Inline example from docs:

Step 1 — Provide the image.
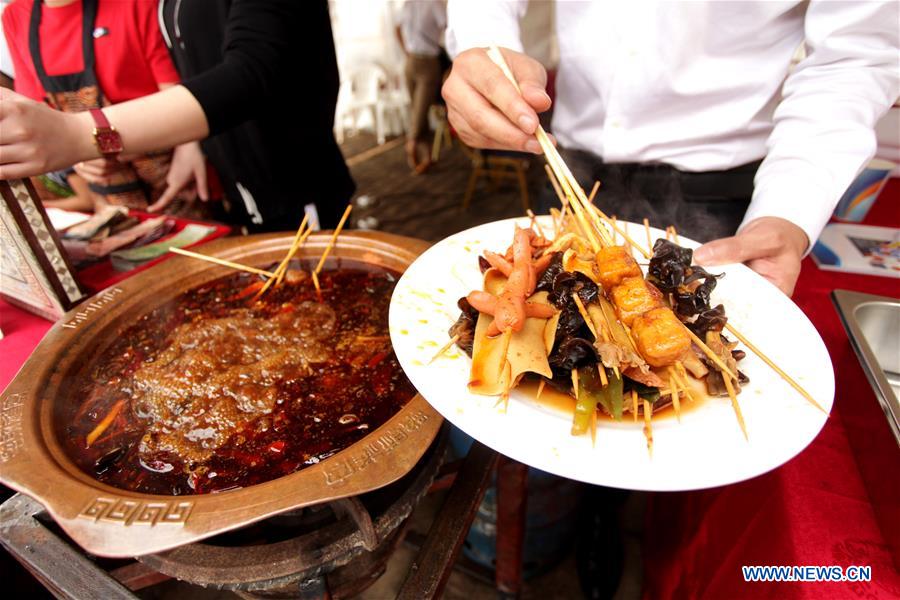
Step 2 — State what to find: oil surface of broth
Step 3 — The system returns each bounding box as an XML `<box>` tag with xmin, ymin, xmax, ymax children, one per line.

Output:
<box><xmin>60</xmin><ymin>259</ymin><xmax>416</xmax><ymax>495</ymax></box>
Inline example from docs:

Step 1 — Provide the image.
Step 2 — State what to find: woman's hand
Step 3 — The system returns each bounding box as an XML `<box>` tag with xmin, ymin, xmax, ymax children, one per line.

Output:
<box><xmin>442</xmin><ymin>47</ymin><xmax>552</xmax><ymax>153</ymax></box>
<box><xmin>72</xmin><ymin>158</ymin><xmax>122</xmax><ymax>186</ymax></box>
<box><xmin>693</xmin><ymin>217</ymin><xmax>809</xmax><ymax>296</ymax></box>
<box><xmin>0</xmin><ymin>88</ymin><xmax>98</xmax><ymax>178</ymax></box>
<box><xmin>148</xmin><ymin>141</ymin><xmax>209</xmax><ymax>212</ymax></box>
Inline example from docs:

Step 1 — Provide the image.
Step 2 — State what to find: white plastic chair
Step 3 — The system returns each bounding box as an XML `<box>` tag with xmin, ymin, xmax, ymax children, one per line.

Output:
<box><xmin>334</xmin><ymin>63</ymin><xmax>409</xmax><ymax>144</ymax></box>
<box><xmin>380</xmin><ymin>69</ymin><xmax>410</xmax><ymax>140</ymax></box>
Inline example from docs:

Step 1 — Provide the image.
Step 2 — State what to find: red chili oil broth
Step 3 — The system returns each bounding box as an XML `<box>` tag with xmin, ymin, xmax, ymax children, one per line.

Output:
<box><xmin>57</xmin><ymin>259</ymin><xmax>416</xmax><ymax>495</ymax></box>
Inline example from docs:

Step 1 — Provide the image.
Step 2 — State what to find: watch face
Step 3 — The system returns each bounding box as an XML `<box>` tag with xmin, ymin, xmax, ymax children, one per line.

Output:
<box><xmin>95</xmin><ymin>129</ymin><xmax>124</xmax><ymax>155</ymax></box>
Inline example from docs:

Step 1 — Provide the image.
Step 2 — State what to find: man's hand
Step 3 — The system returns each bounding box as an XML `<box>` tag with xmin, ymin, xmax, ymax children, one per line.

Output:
<box><xmin>148</xmin><ymin>141</ymin><xmax>208</xmax><ymax>212</ymax></box>
<box><xmin>442</xmin><ymin>47</ymin><xmax>552</xmax><ymax>153</ymax></box>
<box><xmin>693</xmin><ymin>217</ymin><xmax>809</xmax><ymax>296</ymax></box>
<box><xmin>0</xmin><ymin>88</ymin><xmax>97</xmax><ymax>178</ymax></box>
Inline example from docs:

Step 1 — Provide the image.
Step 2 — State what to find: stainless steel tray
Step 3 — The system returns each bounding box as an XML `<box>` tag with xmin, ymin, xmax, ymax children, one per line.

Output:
<box><xmin>832</xmin><ymin>289</ymin><xmax>900</xmax><ymax>444</ymax></box>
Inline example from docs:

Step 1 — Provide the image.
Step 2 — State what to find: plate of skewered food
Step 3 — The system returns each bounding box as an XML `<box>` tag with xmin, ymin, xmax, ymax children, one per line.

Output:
<box><xmin>390</xmin><ymin>44</ymin><xmax>832</xmax><ymax>490</ymax></box>
<box><xmin>389</xmin><ymin>210</ymin><xmax>833</xmax><ymax>490</ymax></box>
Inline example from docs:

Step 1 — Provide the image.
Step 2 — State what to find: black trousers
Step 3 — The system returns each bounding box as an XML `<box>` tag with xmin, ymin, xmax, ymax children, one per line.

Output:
<box><xmin>537</xmin><ymin>148</ymin><xmax>761</xmax><ymax>243</ymax></box>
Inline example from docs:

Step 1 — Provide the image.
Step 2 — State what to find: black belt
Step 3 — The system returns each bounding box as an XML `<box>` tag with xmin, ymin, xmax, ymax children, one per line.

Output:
<box><xmin>607</xmin><ymin>160</ymin><xmax>761</xmax><ymax>200</ymax></box>
<box><xmin>676</xmin><ymin>161</ymin><xmax>761</xmax><ymax>199</ymax></box>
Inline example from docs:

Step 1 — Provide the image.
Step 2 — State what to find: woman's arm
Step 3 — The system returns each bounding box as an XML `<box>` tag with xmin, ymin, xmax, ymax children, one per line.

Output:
<box><xmin>0</xmin><ymin>85</ymin><xmax>208</xmax><ymax>178</ymax></box>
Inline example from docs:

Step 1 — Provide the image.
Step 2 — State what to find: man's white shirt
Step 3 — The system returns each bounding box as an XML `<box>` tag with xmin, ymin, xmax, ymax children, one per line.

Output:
<box><xmin>446</xmin><ymin>0</ymin><xmax>899</xmax><ymax>244</ymax></box>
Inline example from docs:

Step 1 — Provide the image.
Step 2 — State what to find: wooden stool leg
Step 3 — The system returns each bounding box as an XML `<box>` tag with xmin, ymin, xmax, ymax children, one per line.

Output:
<box><xmin>516</xmin><ymin>164</ymin><xmax>530</xmax><ymax>212</ymax></box>
<box><xmin>495</xmin><ymin>456</ymin><xmax>528</xmax><ymax>598</ymax></box>
<box><xmin>462</xmin><ymin>167</ymin><xmax>481</xmax><ymax>210</ymax></box>
<box><xmin>431</xmin><ymin>123</ymin><xmax>444</xmax><ymax>163</ymax></box>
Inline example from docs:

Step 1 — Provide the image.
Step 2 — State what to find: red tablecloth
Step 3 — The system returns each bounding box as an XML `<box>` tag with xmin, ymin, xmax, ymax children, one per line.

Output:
<box><xmin>0</xmin><ymin>300</ymin><xmax>52</xmax><ymax>392</ymax></box>
<box><xmin>643</xmin><ymin>181</ymin><xmax>900</xmax><ymax>599</ymax></box>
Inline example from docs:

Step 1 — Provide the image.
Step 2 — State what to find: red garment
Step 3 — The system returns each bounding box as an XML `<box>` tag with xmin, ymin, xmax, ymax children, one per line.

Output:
<box><xmin>2</xmin><ymin>0</ymin><xmax>179</xmax><ymax>104</ymax></box>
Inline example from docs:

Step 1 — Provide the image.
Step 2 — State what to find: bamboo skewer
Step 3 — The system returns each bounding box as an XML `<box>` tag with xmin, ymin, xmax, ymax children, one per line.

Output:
<box><xmin>631</xmin><ymin>389</ymin><xmax>639</xmax><ymax>423</ymax></box>
<box><xmin>572</xmin><ymin>293</ymin><xmax>598</xmax><ymax>339</ymax></box>
<box><xmin>429</xmin><ymin>334</ymin><xmax>461</xmax><ymax>364</ymax></box>
<box><xmin>536</xmin><ymin>378</ymin><xmax>546</xmax><ymax>401</ymax></box>
<box><xmin>549</xmin><ymin>158</ymin><xmax>601</xmax><ymax>250</ymax></box>
<box><xmin>544</xmin><ymin>164</ymin><xmax>570</xmax><ymax>224</ymax></box>
<box><xmin>597</xmin><ymin>363</ymin><xmax>609</xmax><ymax>387</ymax></box>
<box><xmin>587</xmin><ymin>181</ymin><xmax>601</xmax><ymax>204</ymax></box>
<box><xmin>312</xmin><ymin>270</ymin><xmax>322</xmax><ymax>302</ymax></box>
<box><xmin>310</xmin><ymin>204</ymin><xmax>353</xmax><ymax>300</ymax></box>
<box><xmin>274</xmin><ymin>230</ymin><xmax>312</xmax><ymax>286</ymax></box>
<box><xmin>501</xmin><ymin>371</ymin><xmax>512</xmax><ymax>413</ymax></box>
<box><xmin>591</xmin><ymin>312</ymin><xmax>622</xmax><ymax>379</ymax></box>
<box><xmin>643</xmin><ymin>399</ymin><xmax>654</xmax><ymax>457</ymax></box>
<box><xmin>722</xmin><ymin>370</ymin><xmax>748</xmax><ymax>440</ymax></box>
<box><xmin>683</xmin><ymin>327</ymin><xmax>739</xmax><ymax>382</ymax></box>
<box><xmin>541</xmin><ymin>138</ymin><xmax>613</xmax><ymax>247</ymax></box>
<box><xmin>571</xmin><ymin>368</ymin><xmax>580</xmax><ymax>412</ymax></box>
<box><xmin>590</xmin><ymin>204</ymin><xmax>650</xmax><ymax>259</ymax></box>
<box><xmin>314</xmin><ymin>204</ymin><xmax>353</xmax><ymax>275</ymax></box>
<box><xmin>256</xmin><ymin>219</ymin><xmax>313</xmax><ymax>299</ymax></box>
<box><xmin>724</xmin><ymin>323</ymin><xmax>826</xmax><ymax>414</ymax></box>
<box><xmin>673</xmin><ymin>362</ymin><xmax>699</xmax><ymax>404</ymax></box>
<box><xmin>486</xmin><ymin>47</ymin><xmax>613</xmax><ymax>249</ymax></box>
<box><xmin>526</xmin><ymin>209</ymin><xmax>551</xmax><ymax>240</ymax></box>
<box><xmin>168</xmin><ymin>247</ymin><xmax>276</xmax><ymax>279</ymax></box>
<box><xmin>667</xmin><ymin>368</ymin><xmax>682</xmax><ymax>422</ymax></box>
<box><xmin>643</xmin><ymin>218</ymin><xmax>653</xmax><ymax>254</ymax></box>
<box><xmin>669</xmin><ymin>225</ymin><xmax>680</xmax><ymax>244</ymax></box>
<box><xmin>275</xmin><ymin>214</ymin><xmax>311</xmax><ymax>285</ymax></box>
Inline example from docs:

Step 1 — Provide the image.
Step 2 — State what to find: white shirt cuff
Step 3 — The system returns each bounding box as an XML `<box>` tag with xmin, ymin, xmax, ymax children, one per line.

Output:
<box><xmin>445</xmin><ymin>0</ymin><xmax>525</xmax><ymax>58</ymax></box>
<box><xmin>739</xmin><ymin>158</ymin><xmax>854</xmax><ymax>255</ymax></box>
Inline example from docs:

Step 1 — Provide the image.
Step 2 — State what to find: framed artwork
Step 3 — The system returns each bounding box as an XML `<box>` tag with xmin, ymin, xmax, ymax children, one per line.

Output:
<box><xmin>0</xmin><ymin>178</ymin><xmax>85</xmax><ymax>321</ymax></box>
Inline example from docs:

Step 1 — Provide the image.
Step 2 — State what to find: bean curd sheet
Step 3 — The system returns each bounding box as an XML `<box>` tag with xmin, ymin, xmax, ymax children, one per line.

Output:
<box><xmin>59</xmin><ymin>260</ymin><xmax>415</xmax><ymax>495</ymax></box>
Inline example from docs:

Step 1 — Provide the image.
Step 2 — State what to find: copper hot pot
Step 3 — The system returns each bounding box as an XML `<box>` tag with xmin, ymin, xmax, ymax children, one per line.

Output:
<box><xmin>0</xmin><ymin>231</ymin><xmax>441</xmax><ymax>557</ymax></box>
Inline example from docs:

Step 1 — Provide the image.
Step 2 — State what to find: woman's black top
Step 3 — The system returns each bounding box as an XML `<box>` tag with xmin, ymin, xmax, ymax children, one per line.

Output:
<box><xmin>161</xmin><ymin>0</ymin><xmax>354</xmax><ymax>231</ymax></box>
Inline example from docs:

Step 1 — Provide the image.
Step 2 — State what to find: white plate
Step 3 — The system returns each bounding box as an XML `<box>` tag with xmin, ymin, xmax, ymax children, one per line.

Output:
<box><xmin>389</xmin><ymin>217</ymin><xmax>834</xmax><ymax>491</ymax></box>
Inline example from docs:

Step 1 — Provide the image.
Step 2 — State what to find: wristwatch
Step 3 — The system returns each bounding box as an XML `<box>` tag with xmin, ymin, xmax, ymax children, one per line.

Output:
<box><xmin>89</xmin><ymin>108</ymin><xmax>124</xmax><ymax>159</ymax></box>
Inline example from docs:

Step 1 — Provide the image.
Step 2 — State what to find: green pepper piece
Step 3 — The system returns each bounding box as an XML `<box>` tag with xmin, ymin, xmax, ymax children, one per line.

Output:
<box><xmin>597</xmin><ymin>370</ymin><xmax>624</xmax><ymax>420</ymax></box>
<box><xmin>571</xmin><ymin>367</ymin><xmax>601</xmax><ymax>435</ymax></box>
<box><xmin>571</xmin><ymin>367</ymin><xmax>626</xmax><ymax>432</ymax></box>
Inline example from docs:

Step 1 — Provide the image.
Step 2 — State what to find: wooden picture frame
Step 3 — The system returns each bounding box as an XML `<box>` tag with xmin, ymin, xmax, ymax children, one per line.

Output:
<box><xmin>0</xmin><ymin>178</ymin><xmax>85</xmax><ymax>321</ymax></box>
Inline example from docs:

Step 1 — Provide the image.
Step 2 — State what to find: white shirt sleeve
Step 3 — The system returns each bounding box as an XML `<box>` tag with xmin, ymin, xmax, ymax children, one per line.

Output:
<box><xmin>740</xmin><ymin>0</ymin><xmax>900</xmax><ymax>247</ymax></box>
<box><xmin>445</xmin><ymin>0</ymin><xmax>527</xmax><ymax>57</ymax></box>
